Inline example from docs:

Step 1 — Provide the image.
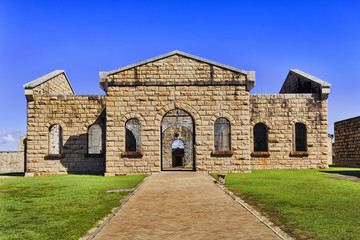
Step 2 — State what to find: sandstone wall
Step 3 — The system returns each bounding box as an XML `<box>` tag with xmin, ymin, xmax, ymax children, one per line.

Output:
<box><xmin>334</xmin><ymin>116</ymin><xmax>360</xmax><ymax>167</ymax></box>
<box><xmin>0</xmin><ymin>151</ymin><xmax>24</xmax><ymax>172</ymax></box>
<box><xmin>250</xmin><ymin>94</ymin><xmax>329</xmax><ymax>169</ymax></box>
<box><xmin>105</xmin><ymin>84</ymin><xmax>250</xmax><ymax>175</ymax></box>
<box><xmin>26</xmin><ymin>95</ymin><xmax>106</xmax><ymax>175</ymax></box>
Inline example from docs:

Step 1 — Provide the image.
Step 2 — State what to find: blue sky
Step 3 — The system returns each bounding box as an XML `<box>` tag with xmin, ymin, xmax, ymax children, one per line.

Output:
<box><xmin>0</xmin><ymin>0</ymin><xmax>359</xmax><ymax>150</ymax></box>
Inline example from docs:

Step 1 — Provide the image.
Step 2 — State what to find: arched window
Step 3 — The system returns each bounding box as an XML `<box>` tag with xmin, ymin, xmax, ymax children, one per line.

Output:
<box><xmin>126</xmin><ymin>118</ymin><xmax>141</xmax><ymax>152</ymax></box>
<box><xmin>172</xmin><ymin>139</ymin><xmax>184</xmax><ymax>149</ymax></box>
<box><xmin>254</xmin><ymin>123</ymin><xmax>268</xmax><ymax>152</ymax></box>
<box><xmin>49</xmin><ymin>124</ymin><xmax>62</xmax><ymax>154</ymax></box>
<box><xmin>214</xmin><ymin>118</ymin><xmax>231</xmax><ymax>151</ymax></box>
<box><xmin>295</xmin><ymin>123</ymin><xmax>307</xmax><ymax>152</ymax></box>
<box><xmin>88</xmin><ymin>124</ymin><xmax>103</xmax><ymax>154</ymax></box>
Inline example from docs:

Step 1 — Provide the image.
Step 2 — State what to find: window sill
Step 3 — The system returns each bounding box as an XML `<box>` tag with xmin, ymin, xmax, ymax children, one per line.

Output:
<box><xmin>211</xmin><ymin>150</ymin><xmax>234</xmax><ymax>157</ymax></box>
<box><xmin>45</xmin><ymin>154</ymin><xmax>63</xmax><ymax>159</ymax></box>
<box><xmin>121</xmin><ymin>151</ymin><xmax>143</xmax><ymax>158</ymax></box>
<box><xmin>290</xmin><ymin>151</ymin><xmax>309</xmax><ymax>157</ymax></box>
<box><xmin>85</xmin><ymin>153</ymin><xmax>104</xmax><ymax>158</ymax></box>
<box><xmin>251</xmin><ymin>152</ymin><xmax>270</xmax><ymax>157</ymax></box>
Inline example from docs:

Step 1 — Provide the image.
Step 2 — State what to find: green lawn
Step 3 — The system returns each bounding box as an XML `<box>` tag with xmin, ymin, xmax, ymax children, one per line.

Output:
<box><xmin>225</xmin><ymin>167</ymin><xmax>360</xmax><ymax>240</ymax></box>
<box><xmin>0</xmin><ymin>174</ymin><xmax>146</xmax><ymax>240</ymax></box>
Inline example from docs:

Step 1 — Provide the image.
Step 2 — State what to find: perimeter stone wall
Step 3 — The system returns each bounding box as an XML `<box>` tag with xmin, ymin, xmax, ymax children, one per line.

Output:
<box><xmin>26</xmin><ymin>95</ymin><xmax>106</xmax><ymax>175</ymax></box>
<box><xmin>0</xmin><ymin>136</ymin><xmax>26</xmax><ymax>172</ymax></box>
<box><xmin>250</xmin><ymin>94</ymin><xmax>329</xmax><ymax>169</ymax></box>
<box><xmin>334</xmin><ymin>116</ymin><xmax>360</xmax><ymax>167</ymax></box>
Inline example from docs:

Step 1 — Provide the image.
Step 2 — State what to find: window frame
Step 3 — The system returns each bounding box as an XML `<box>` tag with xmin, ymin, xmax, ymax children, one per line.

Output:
<box><xmin>46</xmin><ymin>124</ymin><xmax>63</xmax><ymax>158</ymax></box>
<box><xmin>291</xmin><ymin>122</ymin><xmax>309</xmax><ymax>157</ymax></box>
<box><xmin>123</xmin><ymin>118</ymin><xmax>143</xmax><ymax>158</ymax></box>
<box><xmin>212</xmin><ymin>117</ymin><xmax>233</xmax><ymax>157</ymax></box>
<box><xmin>253</xmin><ymin>123</ymin><xmax>269</xmax><ymax>154</ymax></box>
<box><xmin>87</xmin><ymin>124</ymin><xmax>104</xmax><ymax>156</ymax></box>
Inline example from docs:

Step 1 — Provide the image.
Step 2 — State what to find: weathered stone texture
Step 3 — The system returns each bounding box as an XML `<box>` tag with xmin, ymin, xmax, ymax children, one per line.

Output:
<box><xmin>250</xmin><ymin>94</ymin><xmax>329</xmax><ymax>169</ymax></box>
<box><xmin>0</xmin><ymin>136</ymin><xmax>25</xmax><ymax>172</ymax></box>
<box><xmin>32</xmin><ymin>73</ymin><xmax>74</xmax><ymax>96</ymax></box>
<box><xmin>26</xmin><ymin>95</ymin><xmax>106</xmax><ymax>175</ymax></box>
<box><xmin>334</xmin><ymin>116</ymin><xmax>360</xmax><ymax>167</ymax></box>
<box><xmin>105</xmin><ymin>84</ymin><xmax>251</xmax><ymax>175</ymax></box>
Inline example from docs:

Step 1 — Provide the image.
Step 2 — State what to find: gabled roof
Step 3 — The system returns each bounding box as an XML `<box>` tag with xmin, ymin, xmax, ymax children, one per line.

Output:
<box><xmin>289</xmin><ymin>69</ymin><xmax>331</xmax><ymax>88</ymax></box>
<box><xmin>280</xmin><ymin>69</ymin><xmax>331</xmax><ymax>100</ymax></box>
<box><xmin>100</xmin><ymin>50</ymin><xmax>251</xmax><ymax>77</ymax></box>
<box><xmin>23</xmin><ymin>70</ymin><xmax>75</xmax><ymax>94</ymax></box>
<box><xmin>99</xmin><ymin>50</ymin><xmax>255</xmax><ymax>91</ymax></box>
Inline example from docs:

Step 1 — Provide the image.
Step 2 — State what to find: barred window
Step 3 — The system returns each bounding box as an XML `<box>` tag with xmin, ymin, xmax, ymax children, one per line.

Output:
<box><xmin>295</xmin><ymin>123</ymin><xmax>307</xmax><ymax>151</ymax></box>
<box><xmin>254</xmin><ymin>123</ymin><xmax>268</xmax><ymax>152</ymax></box>
<box><xmin>88</xmin><ymin>124</ymin><xmax>103</xmax><ymax>154</ymax></box>
<box><xmin>126</xmin><ymin>119</ymin><xmax>141</xmax><ymax>152</ymax></box>
<box><xmin>214</xmin><ymin>118</ymin><xmax>231</xmax><ymax>151</ymax></box>
<box><xmin>49</xmin><ymin>124</ymin><xmax>62</xmax><ymax>154</ymax></box>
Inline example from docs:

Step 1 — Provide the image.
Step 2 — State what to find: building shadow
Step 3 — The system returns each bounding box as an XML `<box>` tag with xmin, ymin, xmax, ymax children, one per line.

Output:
<box><xmin>0</xmin><ymin>172</ymin><xmax>25</xmax><ymax>176</ymax></box>
<box><xmin>59</xmin><ymin>110</ymin><xmax>106</xmax><ymax>175</ymax></box>
<box><xmin>320</xmin><ymin>170</ymin><xmax>360</xmax><ymax>178</ymax></box>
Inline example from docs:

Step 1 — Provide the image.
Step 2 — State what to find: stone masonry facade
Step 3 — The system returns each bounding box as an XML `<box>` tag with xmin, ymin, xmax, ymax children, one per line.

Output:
<box><xmin>334</xmin><ymin>116</ymin><xmax>360</xmax><ymax>167</ymax></box>
<box><xmin>23</xmin><ymin>51</ymin><xmax>331</xmax><ymax>175</ymax></box>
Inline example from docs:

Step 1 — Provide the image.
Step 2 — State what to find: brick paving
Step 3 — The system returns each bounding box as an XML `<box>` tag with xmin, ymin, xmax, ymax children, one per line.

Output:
<box><xmin>93</xmin><ymin>172</ymin><xmax>280</xmax><ymax>240</ymax></box>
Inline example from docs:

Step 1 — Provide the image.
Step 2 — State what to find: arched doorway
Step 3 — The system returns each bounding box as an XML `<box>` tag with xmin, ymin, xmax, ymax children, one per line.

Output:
<box><xmin>161</xmin><ymin>109</ymin><xmax>195</xmax><ymax>171</ymax></box>
<box><xmin>172</xmin><ymin>139</ymin><xmax>184</xmax><ymax>167</ymax></box>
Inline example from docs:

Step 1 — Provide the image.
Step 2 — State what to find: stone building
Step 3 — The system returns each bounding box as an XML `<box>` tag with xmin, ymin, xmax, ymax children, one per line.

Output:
<box><xmin>23</xmin><ymin>51</ymin><xmax>331</xmax><ymax>176</ymax></box>
<box><xmin>334</xmin><ymin>116</ymin><xmax>360</xmax><ymax>167</ymax></box>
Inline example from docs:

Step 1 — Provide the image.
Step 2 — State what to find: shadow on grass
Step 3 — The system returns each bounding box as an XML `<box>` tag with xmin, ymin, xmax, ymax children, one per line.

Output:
<box><xmin>320</xmin><ymin>170</ymin><xmax>360</xmax><ymax>178</ymax></box>
<box><xmin>0</xmin><ymin>172</ymin><xmax>25</xmax><ymax>176</ymax></box>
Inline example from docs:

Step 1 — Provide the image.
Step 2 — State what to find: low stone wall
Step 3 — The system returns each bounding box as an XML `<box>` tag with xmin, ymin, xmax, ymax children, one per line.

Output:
<box><xmin>0</xmin><ymin>151</ymin><xmax>24</xmax><ymax>172</ymax></box>
<box><xmin>0</xmin><ymin>136</ymin><xmax>26</xmax><ymax>172</ymax></box>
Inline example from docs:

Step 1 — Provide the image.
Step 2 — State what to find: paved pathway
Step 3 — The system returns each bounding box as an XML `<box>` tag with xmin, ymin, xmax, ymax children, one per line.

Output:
<box><xmin>94</xmin><ymin>172</ymin><xmax>280</xmax><ymax>240</ymax></box>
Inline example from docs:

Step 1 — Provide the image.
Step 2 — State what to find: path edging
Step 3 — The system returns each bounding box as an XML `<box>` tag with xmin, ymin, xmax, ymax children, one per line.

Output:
<box><xmin>208</xmin><ymin>174</ymin><xmax>293</xmax><ymax>240</ymax></box>
<box><xmin>80</xmin><ymin>174</ymin><xmax>153</xmax><ymax>240</ymax></box>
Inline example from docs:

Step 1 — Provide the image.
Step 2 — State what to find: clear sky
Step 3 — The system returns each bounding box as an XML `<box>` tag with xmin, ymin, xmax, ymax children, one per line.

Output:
<box><xmin>0</xmin><ymin>0</ymin><xmax>359</xmax><ymax>150</ymax></box>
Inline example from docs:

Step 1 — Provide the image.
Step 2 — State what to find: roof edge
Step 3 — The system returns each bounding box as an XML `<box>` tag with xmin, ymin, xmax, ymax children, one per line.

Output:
<box><xmin>102</xmin><ymin>50</ymin><xmax>250</xmax><ymax>77</ymax></box>
<box><xmin>290</xmin><ymin>69</ymin><xmax>331</xmax><ymax>87</ymax></box>
<box><xmin>23</xmin><ymin>70</ymin><xmax>75</xmax><ymax>94</ymax></box>
<box><xmin>280</xmin><ymin>69</ymin><xmax>331</xmax><ymax>100</ymax></box>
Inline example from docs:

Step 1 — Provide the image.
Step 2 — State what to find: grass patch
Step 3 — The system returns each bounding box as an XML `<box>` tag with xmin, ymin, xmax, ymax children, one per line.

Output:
<box><xmin>225</xmin><ymin>167</ymin><xmax>360</xmax><ymax>240</ymax></box>
<box><xmin>210</xmin><ymin>173</ymin><xmax>218</xmax><ymax>180</ymax></box>
<box><xmin>0</xmin><ymin>174</ymin><xmax>146</xmax><ymax>240</ymax></box>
